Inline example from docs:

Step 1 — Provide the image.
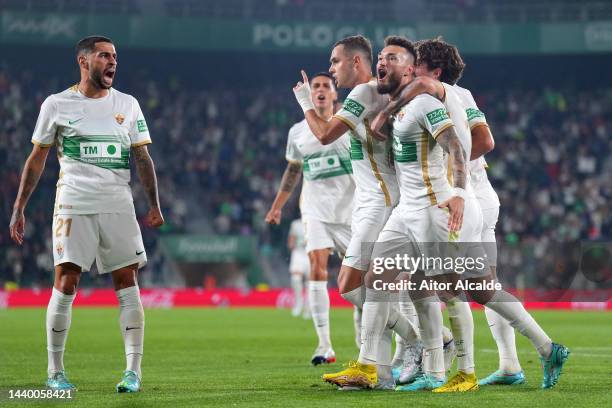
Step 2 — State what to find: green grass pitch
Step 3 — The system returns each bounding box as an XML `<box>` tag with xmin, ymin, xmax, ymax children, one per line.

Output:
<box><xmin>1</xmin><ymin>308</ymin><xmax>610</xmax><ymax>407</ymax></box>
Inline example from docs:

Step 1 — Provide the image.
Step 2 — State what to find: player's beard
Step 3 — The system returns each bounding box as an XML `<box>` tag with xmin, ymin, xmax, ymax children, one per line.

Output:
<box><xmin>377</xmin><ymin>75</ymin><xmax>400</xmax><ymax>95</ymax></box>
<box><xmin>90</xmin><ymin>69</ymin><xmax>112</xmax><ymax>90</ymax></box>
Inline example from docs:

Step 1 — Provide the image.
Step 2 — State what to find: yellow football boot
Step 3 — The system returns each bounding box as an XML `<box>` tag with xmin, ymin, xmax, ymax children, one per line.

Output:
<box><xmin>322</xmin><ymin>361</ymin><xmax>377</xmax><ymax>389</ymax></box>
<box><xmin>432</xmin><ymin>371</ymin><xmax>479</xmax><ymax>393</ymax></box>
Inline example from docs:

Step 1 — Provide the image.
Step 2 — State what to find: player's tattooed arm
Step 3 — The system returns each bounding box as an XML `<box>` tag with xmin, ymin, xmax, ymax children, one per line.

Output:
<box><xmin>437</xmin><ymin>127</ymin><xmax>467</xmax><ymax>190</ymax></box>
<box><xmin>133</xmin><ymin>145</ymin><xmax>164</xmax><ymax>227</ymax></box>
<box><xmin>436</xmin><ymin>126</ymin><xmax>467</xmax><ymax>232</ymax></box>
<box><xmin>265</xmin><ymin>161</ymin><xmax>302</xmax><ymax>225</ymax></box>
<box><xmin>10</xmin><ymin>144</ymin><xmax>51</xmax><ymax>245</ymax></box>
<box><xmin>280</xmin><ymin>161</ymin><xmax>302</xmax><ymax>192</ymax></box>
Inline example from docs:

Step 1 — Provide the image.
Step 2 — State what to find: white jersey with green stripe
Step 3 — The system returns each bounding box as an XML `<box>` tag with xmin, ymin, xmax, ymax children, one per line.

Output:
<box><xmin>31</xmin><ymin>86</ymin><xmax>151</xmax><ymax>215</ymax></box>
<box><xmin>333</xmin><ymin>79</ymin><xmax>399</xmax><ymax>208</ymax></box>
<box><xmin>392</xmin><ymin>94</ymin><xmax>455</xmax><ymax>211</ymax></box>
<box><xmin>453</xmin><ymin>84</ymin><xmax>500</xmax><ymax>210</ymax></box>
<box><xmin>285</xmin><ymin>119</ymin><xmax>354</xmax><ymax>224</ymax></box>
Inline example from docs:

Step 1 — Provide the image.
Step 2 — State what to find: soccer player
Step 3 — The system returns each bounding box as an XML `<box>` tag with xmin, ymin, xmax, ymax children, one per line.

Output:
<box><xmin>287</xmin><ymin>218</ymin><xmax>310</xmax><ymax>318</ymax></box>
<box><xmin>292</xmin><ymin>35</ymin><xmax>426</xmax><ymax>389</ymax></box>
<box><xmin>266</xmin><ymin>72</ymin><xmax>354</xmax><ymax>365</ymax></box>
<box><xmin>8</xmin><ymin>36</ymin><xmax>164</xmax><ymax>393</ymax></box>
<box><xmin>372</xmin><ymin>37</ymin><xmax>570</xmax><ymax>391</ymax></box>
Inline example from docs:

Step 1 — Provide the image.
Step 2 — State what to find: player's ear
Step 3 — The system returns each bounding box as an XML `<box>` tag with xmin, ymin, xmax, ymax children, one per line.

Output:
<box><xmin>434</xmin><ymin>67</ymin><xmax>442</xmax><ymax>80</ymax></box>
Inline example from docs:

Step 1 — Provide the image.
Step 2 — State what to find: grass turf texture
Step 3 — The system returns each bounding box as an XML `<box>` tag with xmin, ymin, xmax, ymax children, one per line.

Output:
<box><xmin>0</xmin><ymin>308</ymin><xmax>610</xmax><ymax>407</ymax></box>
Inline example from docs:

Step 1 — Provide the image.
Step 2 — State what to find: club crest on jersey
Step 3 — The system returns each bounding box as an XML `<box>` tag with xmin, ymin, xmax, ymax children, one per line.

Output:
<box><xmin>396</xmin><ymin>111</ymin><xmax>405</xmax><ymax>121</ymax></box>
<box><xmin>56</xmin><ymin>241</ymin><xmax>64</xmax><ymax>259</ymax></box>
<box><xmin>115</xmin><ymin>113</ymin><xmax>125</xmax><ymax>125</ymax></box>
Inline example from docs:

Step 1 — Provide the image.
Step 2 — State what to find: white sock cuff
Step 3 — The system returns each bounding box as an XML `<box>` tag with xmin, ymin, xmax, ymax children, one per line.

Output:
<box><xmin>50</xmin><ymin>287</ymin><xmax>76</xmax><ymax>309</ymax></box>
<box><xmin>341</xmin><ymin>286</ymin><xmax>364</xmax><ymax>308</ymax></box>
<box><xmin>309</xmin><ymin>280</ymin><xmax>327</xmax><ymax>290</ymax></box>
<box><xmin>116</xmin><ymin>285</ymin><xmax>142</xmax><ymax>308</ymax></box>
<box><xmin>364</xmin><ymin>287</ymin><xmax>389</xmax><ymax>302</ymax></box>
<box><xmin>412</xmin><ymin>295</ymin><xmax>440</xmax><ymax>306</ymax></box>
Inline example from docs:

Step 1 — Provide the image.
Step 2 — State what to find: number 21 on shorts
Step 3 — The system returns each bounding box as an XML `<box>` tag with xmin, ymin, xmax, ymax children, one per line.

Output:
<box><xmin>54</xmin><ymin>218</ymin><xmax>73</xmax><ymax>237</ymax></box>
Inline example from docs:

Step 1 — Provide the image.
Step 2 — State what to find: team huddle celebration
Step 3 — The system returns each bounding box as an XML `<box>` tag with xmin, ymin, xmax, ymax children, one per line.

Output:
<box><xmin>3</xmin><ymin>1</ymin><xmax>611</xmax><ymax>406</ymax></box>
<box><xmin>266</xmin><ymin>34</ymin><xmax>569</xmax><ymax>393</ymax></box>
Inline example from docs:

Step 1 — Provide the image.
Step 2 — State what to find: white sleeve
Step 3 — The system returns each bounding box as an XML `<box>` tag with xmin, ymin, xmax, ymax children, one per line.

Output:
<box><xmin>462</xmin><ymin>90</ymin><xmax>488</xmax><ymax>130</ymax></box>
<box><xmin>285</xmin><ymin>125</ymin><xmax>302</xmax><ymax>163</ymax></box>
<box><xmin>414</xmin><ymin>95</ymin><xmax>454</xmax><ymax>139</ymax></box>
<box><xmin>333</xmin><ymin>83</ymin><xmax>377</xmax><ymax>130</ymax></box>
<box><xmin>129</xmin><ymin>97</ymin><xmax>152</xmax><ymax>146</ymax></box>
<box><xmin>31</xmin><ymin>96</ymin><xmax>58</xmax><ymax>147</ymax></box>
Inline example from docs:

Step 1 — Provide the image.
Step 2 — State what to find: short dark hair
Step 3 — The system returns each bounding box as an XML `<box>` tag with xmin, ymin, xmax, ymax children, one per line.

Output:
<box><xmin>311</xmin><ymin>71</ymin><xmax>337</xmax><ymax>90</ymax></box>
<box><xmin>416</xmin><ymin>37</ymin><xmax>465</xmax><ymax>85</ymax></box>
<box><xmin>333</xmin><ymin>35</ymin><xmax>373</xmax><ymax>64</ymax></box>
<box><xmin>383</xmin><ymin>36</ymin><xmax>417</xmax><ymax>63</ymax></box>
<box><xmin>76</xmin><ymin>35</ymin><xmax>113</xmax><ymax>57</ymax></box>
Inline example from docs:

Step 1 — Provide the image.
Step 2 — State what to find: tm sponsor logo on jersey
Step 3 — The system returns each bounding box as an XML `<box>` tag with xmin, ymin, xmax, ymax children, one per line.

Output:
<box><xmin>80</xmin><ymin>143</ymin><xmax>121</xmax><ymax>159</ymax></box>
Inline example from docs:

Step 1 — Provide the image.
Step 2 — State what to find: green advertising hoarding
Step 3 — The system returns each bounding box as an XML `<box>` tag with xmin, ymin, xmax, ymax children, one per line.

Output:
<box><xmin>160</xmin><ymin>235</ymin><xmax>255</xmax><ymax>263</ymax></box>
<box><xmin>2</xmin><ymin>11</ymin><xmax>612</xmax><ymax>54</ymax></box>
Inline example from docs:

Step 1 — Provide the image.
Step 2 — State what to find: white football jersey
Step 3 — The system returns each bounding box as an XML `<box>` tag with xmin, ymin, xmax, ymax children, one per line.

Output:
<box><xmin>333</xmin><ymin>79</ymin><xmax>399</xmax><ymax>208</ymax></box>
<box><xmin>391</xmin><ymin>94</ymin><xmax>455</xmax><ymax>210</ymax></box>
<box><xmin>285</xmin><ymin>119</ymin><xmax>354</xmax><ymax>224</ymax></box>
<box><xmin>453</xmin><ymin>85</ymin><xmax>500</xmax><ymax>210</ymax></box>
<box><xmin>31</xmin><ymin>86</ymin><xmax>151</xmax><ymax>215</ymax></box>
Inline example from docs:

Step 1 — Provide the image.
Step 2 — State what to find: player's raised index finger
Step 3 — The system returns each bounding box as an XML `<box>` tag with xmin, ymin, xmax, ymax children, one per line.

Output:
<box><xmin>301</xmin><ymin>70</ymin><xmax>309</xmax><ymax>84</ymax></box>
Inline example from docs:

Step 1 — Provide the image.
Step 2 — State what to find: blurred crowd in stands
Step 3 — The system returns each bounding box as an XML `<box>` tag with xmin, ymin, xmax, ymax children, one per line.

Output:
<box><xmin>0</xmin><ymin>66</ymin><xmax>610</xmax><ymax>289</ymax></box>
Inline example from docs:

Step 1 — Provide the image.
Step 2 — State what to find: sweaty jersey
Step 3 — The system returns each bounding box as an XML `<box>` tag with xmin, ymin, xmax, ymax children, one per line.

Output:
<box><xmin>285</xmin><ymin>119</ymin><xmax>354</xmax><ymax>224</ymax></box>
<box><xmin>392</xmin><ymin>94</ymin><xmax>455</xmax><ymax>210</ymax></box>
<box><xmin>289</xmin><ymin>218</ymin><xmax>306</xmax><ymax>250</ymax></box>
<box><xmin>31</xmin><ymin>86</ymin><xmax>151</xmax><ymax>215</ymax></box>
<box><xmin>453</xmin><ymin>85</ymin><xmax>500</xmax><ymax>210</ymax></box>
<box><xmin>333</xmin><ymin>79</ymin><xmax>399</xmax><ymax>208</ymax></box>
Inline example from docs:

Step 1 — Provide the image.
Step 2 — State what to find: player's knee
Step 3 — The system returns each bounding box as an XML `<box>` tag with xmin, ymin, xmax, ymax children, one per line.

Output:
<box><xmin>112</xmin><ymin>264</ymin><xmax>139</xmax><ymax>291</ymax></box>
<box><xmin>54</xmin><ymin>263</ymin><xmax>81</xmax><ymax>295</ymax></box>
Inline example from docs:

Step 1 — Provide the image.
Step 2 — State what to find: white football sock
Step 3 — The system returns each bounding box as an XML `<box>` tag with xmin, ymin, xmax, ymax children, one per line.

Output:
<box><xmin>377</xmin><ymin>328</ymin><xmax>393</xmax><ymax>381</ymax></box>
<box><xmin>341</xmin><ymin>285</ymin><xmax>364</xmax><ymax>308</ymax></box>
<box><xmin>414</xmin><ymin>296</ymin><xmax>445</xmax><ymax>379</ymax></box>
<box><xmin>485</xmin><ymin>290</ymin><xmax>552</xmax><ymax>358</ymax></box>
<box><xmin>446</xmin><ymin>296</ymin><xmax>474</xmax><ymax>374</ymax></box>
<box><xmin>387</xmin><ymin>303</ymin><xmax>420</xmax><ymax>344</ymax></box>
<box><xmin>393</xmin><ymin>290</ymin><xmax>418</xmax><ymax>365</ymax></box>
<box><xmin>47</xmin><ymin>288</ymin><xmax>76</xmax><ymax>376</ymax></box>
<box><xmin>485</xmin><ymin>306</ymin><xmax>521</xmax><ymax>373</ymax></box>
<box><xmin>290</xmin><ymin>274</ymin><xmax>304</xmax><ymax>312</ymax></box>
<box><xmin>117</xmin><ymin>286</ymin><xmax>145</xmax><ymax>378</ymax></box>
<box><xmin>353</xmin><ymin>305</ymin><xmax>363</xmax><ymax>348</ymax></box>
<box><xmin>308</xmin><ymin>280</ymin><xmax>331</xmax><ymax>349</ymax></box>
<box><xmin>442</xmin><ymin>325</ymin><xmax>453</xmax><ymax>344</ymax></box>
<box><xmin>358</xmin><ymin>288</ymin><xmax>390</xmax><ymax>364</ymax></box>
